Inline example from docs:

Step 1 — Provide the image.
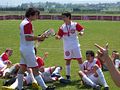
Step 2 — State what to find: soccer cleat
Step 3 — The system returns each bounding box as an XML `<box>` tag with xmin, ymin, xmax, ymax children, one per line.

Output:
<box><xmin>15</xmin><ymin>87</ymin><xmax>25</xmax><ymax>90</ymax></box>
<box><xmin>104</xmin><ymin>86</ymin><xmax>109</xmax><ymax>90</ymax></box>
<box><xmin>2</xmin><ymin>86</ymin><xmax>14</xmax><ymax>90</ymax></box>
<box><xmin>59</xmin><ymin>78</ymin><xmax>71</xmax><ymax>84</ymax></box>
<box><xmin>32</xmin><ymin>82</ymin><xmax>39</xmax><ymax>89</ymax></box>
<box><xmin>93</xmin><ymin>85</ymin><xmax>101</xmax><ymax>90</ymax></box>
<box><xmin>66</xmin><ymin>75</ymin><xmax>71</xmax><ymax>80</ymax></box>
<box><xmin>3</xmin><ymin>77</ymin><xmax>16</xmax><ymax>86</ymax></box>
<box><xmin>45</xmin><ymin>85</ymin><xmax>56</xmax><ymax>90</ymax></box>
<box><xmin>4</xmin><ymin>72</ymin><xmax>11</xmax><ymax>79</ymax></box>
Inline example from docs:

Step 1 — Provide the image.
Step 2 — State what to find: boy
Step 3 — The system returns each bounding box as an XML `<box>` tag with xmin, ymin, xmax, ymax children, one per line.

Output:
<box><xmin>56</xmin><ymin>12</ymin><xmax>84</xmax><ymax>80</ymax></box>
<box><xmin>78</xmin><ymin>50</ymin><xmax>109</xmax><ymax>90</ymax></box>
<box><xmin>18</xmin><ymin>7</ymin><xmax>54</xmax><ymax>90</ymax></box>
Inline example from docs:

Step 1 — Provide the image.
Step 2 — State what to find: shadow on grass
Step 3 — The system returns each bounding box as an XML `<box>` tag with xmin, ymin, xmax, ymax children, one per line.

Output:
<box><xmin>1</xmin><ymin>78</ymin><xmax>93</xmax><ymax>90</ymax></box>
<box><xmin>52</xmin><ymin>79</ymin><xmax>92</xmax><ymax>90</ymax></box>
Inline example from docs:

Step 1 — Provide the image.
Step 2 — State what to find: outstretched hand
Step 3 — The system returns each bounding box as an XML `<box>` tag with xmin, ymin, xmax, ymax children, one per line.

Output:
<box><xmin>95</xmin><ymin>43</ymin><xmax>109</xmax><ymax>63</ymax></box>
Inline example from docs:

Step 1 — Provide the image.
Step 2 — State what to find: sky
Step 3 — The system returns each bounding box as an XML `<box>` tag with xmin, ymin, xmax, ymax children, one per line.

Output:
<box><xmin>1</xmin><ymin>0</ymin><xmax>120</xmax><ymax>6</ymax></box>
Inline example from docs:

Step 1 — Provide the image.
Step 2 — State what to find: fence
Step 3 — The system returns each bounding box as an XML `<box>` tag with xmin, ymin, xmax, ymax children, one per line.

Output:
<box><xmin>0</xmin><ymin>15</ymin><xmax>120</xmax><ymax>21</ymax></box>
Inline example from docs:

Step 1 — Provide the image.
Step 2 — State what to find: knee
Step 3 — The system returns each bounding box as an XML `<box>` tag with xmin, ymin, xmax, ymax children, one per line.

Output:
<box><xmin>15</xmin><ymin>63</ymin><xmax>20</xmax><ymax>69</ymax></box>
<box><xmin>78</xmin><ymin>71</ymin><xmax>84</xmax><ymax>78</ymax></box>
<box><xmin>32</xmin><ymin>67</ymin><xmax>39</xmax><ymax>76</ymax></box>
<box><xmin>93</xmin><ymin>64</ymin><xmax>99</xmax><ymax>71</ymax></box>
<box><xmin>77</xmin><ymin>58</ymin><xmax>83</xmax><ymax>64</ymax></box>
<box><xmin>18</xmin><ymin>66</ymin><xmax>27</xmax><ymax>74</ymax></box>
<box><xmin>66</xmin><ymin>60</ymin><xmax>71</xmax><ymax>65</ymax></box>
<box><xmin>77</xmin><ymin>60</ymin><xmax>83</xmax><ymax>64</ymax></box>
<box><xmin>93</xmin><ymin>64</ymin><xmax>99</xmax><ymax>70</ymax></box>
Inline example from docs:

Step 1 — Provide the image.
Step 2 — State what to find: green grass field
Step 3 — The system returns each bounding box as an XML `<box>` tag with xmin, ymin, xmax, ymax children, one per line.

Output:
<box><xmin>0</xmin><ymin>20</ymin><xmax>120</xmax><ymax>90</ymax></box>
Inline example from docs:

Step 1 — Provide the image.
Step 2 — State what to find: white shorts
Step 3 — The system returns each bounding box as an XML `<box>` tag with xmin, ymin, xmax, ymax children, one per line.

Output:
<box><xmin>42</xmin><ymin>67</ymin><xmax>53</xmax><ymax>82</ymax></box>
<box><xmin>3</xmin><ymin>68</ymin><xmax>10</xmax><ymax>77</ymax></box>
<box><xmin>0</xmin><ymin>59</ymin><xmax>6</xmax><ymax>69</ymax></box>
<box><xmin>115</xmin><ymin>59</ymin><xmax>120</xmax><ymax>69</ymax></box>
<box><xmin>87</xmin><ymin>74</ymin><xmax>99</xmax><ymax>85</ymax></box>
<box><xmin>64</xmin><ymin>47</ymin><xmax>82</xmax><ymax>60</ymax></box>
<box><xmin>20</xmin><ymin>48</ymin><xmax>38</xmax><ymax>68</ymax></box>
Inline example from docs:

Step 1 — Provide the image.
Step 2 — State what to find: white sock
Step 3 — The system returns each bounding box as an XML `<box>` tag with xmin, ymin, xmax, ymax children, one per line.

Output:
<box><xmin>96</xmin><ymin>68</ymin><xmax>108</xmax><ymax>87</ymax></box>
<box><xmin>52</xmin><ymin>67</ymin><xmax>61</xmax><ymax>74</ymax></box>
<box><xmin>35</xmin><ymin>75</ymin><xmax>47</xmax><ymax>90</ymax></box>
<box><xmin>79</xmin><ymin>64</ymin><xmax>84</xmax><ymax>71</ymax></box>
<box><xmin>82</xmin><ymin>75</ymin><xmax>96</xmax><ymax>87</ymax></box>
<box><xmin>10</xmin><ymin>78</ymin><xmax>18</xmax><ymax>89</ymax></box>
<box><xmin>17</xmin><ymin>74</ymin><xmax>24</xmax><ymax>90</ymax></box>
<box><xmin>29</xmin><ymin>72</ymin><xmax>37</xmax><ymax>83</ymax></box>
<box><xmin>66</xmin><ymin>65</ymin><xmax>70</xmax><ymax>76</ymax></box>
<box><xmin>3</xmin><ymin>68</ymin><xmax>9</xmax><ymax>77</ymax></box>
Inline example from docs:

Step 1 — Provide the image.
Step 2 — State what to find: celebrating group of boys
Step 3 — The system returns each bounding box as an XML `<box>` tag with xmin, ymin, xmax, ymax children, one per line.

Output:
<box><xmin>0</xmin><ymin>7</ymin><xmax>120</xmax><ymax>90</ymax></box>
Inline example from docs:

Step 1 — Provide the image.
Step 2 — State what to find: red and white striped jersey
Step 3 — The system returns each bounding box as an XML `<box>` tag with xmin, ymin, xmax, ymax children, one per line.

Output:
<box><xmin>20</xmin><ymin>18</ymin><xmax>34</xmax><ymax>49</ymax></box>
<box><xmin>36</xmin><ymin>56</ymin><xmax>44</xmax><ymax>68</ymax></box>
<box><xmin>0</xmin><ymin>53</ymin><xmax>9</xmax><ymax>62</ymax></box>
<box><xmin>57</xmin><ymin>21</ymin><xmax>84</xmax><ymax>50</ymax></box>
<box><xmin>83</xmin><ymin>58</ymin><xmax>101</xmax><ymax>71</ymax></box>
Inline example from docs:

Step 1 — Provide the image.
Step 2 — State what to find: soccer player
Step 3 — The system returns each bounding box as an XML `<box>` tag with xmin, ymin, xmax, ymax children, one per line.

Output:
<box><xmin>78</xmin><ymin>50</ymin><xmax>109</xmax><ymax>90</ymax></box>
<box><xmin>2</xmin><ymin>50</ymin><xmax>63</xmax><ymax>90</ymax></box>
<box><xmin>0</xmin><ymin>63</ymin><xmax>20</xmax><ymax>78</ymax></box>
<box><xmin>111</xmin><ymin>51</ymin><xmax>120</xmax><ymax>69</ymax></box>
<box><xmin>34</xmin><ymin>48</ymin><xmax>66</xmax><ymax>83</ymax></box>
<box><xmin>0</xmin><ymin>48</ymin><xmax>13</xmax><ymax>65</ymax></box>
<box><xmin>55</xmin><ymin>12</ymin><xmax>84</xmax><ymax>80</ymax></box>
<box><xmin>0</xmin><ymin>48</ymin><xmax>20</xmax><ymax>78</ymax></box>
<box><xmin>17</xmin><ymin>8</ymin><xmax>54</xmax><ymax>90</ymax></box>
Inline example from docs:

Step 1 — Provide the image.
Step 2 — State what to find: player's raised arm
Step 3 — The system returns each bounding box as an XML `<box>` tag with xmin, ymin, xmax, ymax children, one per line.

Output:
<box><xmin>95</xmin><ymin>43</ymin><xmax>120</xmax><ymax>87</ymax></box>
<box><xmin>42</xmin><ymin>52</ymin><xmax>49</xmax><ymax>60</ymax></box>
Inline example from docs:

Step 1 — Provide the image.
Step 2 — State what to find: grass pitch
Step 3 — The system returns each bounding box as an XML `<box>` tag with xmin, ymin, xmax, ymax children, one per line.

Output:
<box><xmin>0</xmin><ymin>20</ymin><xmax>120</xmax><ymax>90</ymax></box>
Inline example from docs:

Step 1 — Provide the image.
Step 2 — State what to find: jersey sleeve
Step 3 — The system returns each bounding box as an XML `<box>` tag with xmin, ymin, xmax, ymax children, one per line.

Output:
<box><xmin>96</xmin><ymin>59</ymin><xmax>102</xmax><ymax>68</ymax></box>
<box><xmin>57</xmin><ymin>27</ymin><xmax>64</xmax><ymax>37</ymax></box>
<box><xmin>1</xmin><ymin>53</ymin><xmax>9</xmax><ymax>61</ymax></box>
<box><xmin>82</xmin><ymin>61</ymin><xmax>87</xmax><ymax>70</ymax></box>
<box><xmin>36</xmin><ymin>57</ymin><xmax>44</xmax><ymax>67</ymax></box>
<box><xmin>24</xmin><ymin>23</ymin><xmax>33</xmax><ymax>34</ymax></box>
<box><xmin>76</xmin><ymin>23</ymin><xmax>84</xmax><ymax>32</ymax></box>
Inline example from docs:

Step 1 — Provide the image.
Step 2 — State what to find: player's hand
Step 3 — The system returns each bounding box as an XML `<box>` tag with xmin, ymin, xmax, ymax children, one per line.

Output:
<box><xmin>79</xmin><ymin>31</ymin><xmax>84</xmax><ymax>36</ymax></box>
<box><xmin>83</xmin><ymin>70</ymin><xmax>91</xmax><ymax>75</ymax></box>
<box><xmin>95</xmin><ymin>43</ymin><xmax>109</xmax><ymax>63</ymax></box>
<box><xmin>55</xmin><ymin>35</ymin><xmax>61</xmax><ymax>39</ymax></box>
<box><xmin>44</xmin><ymin>52</ymin><xmax>49</xmax><ymax>58</ymax></box>
<box><xmin>37</xmin><ymin>35</ymin><xmax>45</xmax><ymax>41</ymax></box>
<box><xmin>4</xmin><ymin>60</ymin><xmax>12</xmax><ymax>66</ymax></box>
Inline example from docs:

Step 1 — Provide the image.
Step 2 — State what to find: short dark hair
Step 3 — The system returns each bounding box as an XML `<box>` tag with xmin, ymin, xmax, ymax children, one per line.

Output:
<box><xmin>5</xmin><ymin>48</ymin><xmax>13</xmax><ymax>53</ymax></box>
<box><xmin>62</xmin><ymin>12</ymin><xmax>71</xmax><ymax>19</ymax></box>
<box><xmin>86</xmin><ymin>50</ymin><xmax>95</xmax><ymax>57</ymax></box>
<box><xmin>25</xmin><ymin>8</ymin><xmax>40</xmax><ymax>18</ymax></box>
<box><xmin>112</xmin><ymin>51</ymin><xmax>118</xmax><ymax>53</ymax></box>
